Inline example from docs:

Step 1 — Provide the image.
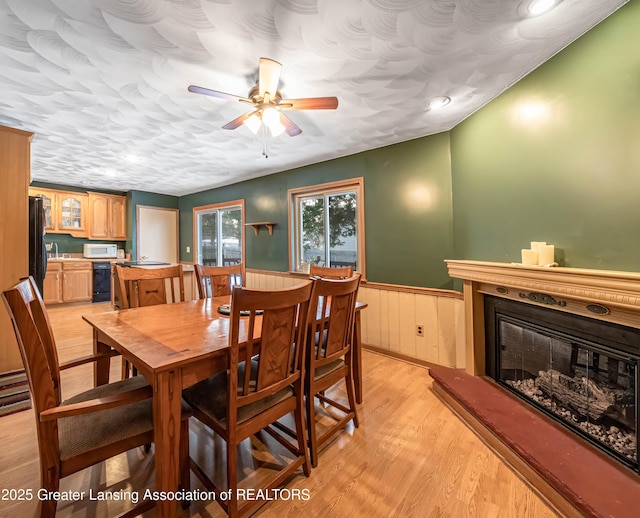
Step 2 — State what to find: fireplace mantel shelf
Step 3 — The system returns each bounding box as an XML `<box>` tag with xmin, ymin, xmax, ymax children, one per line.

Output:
<box><xmin>446</xmin><ymin>260</ymin><xmax>640</xmax><ymax>313</ymax></box>
<box><xmin>446</xmin><ymin>260</ymin><xmax>640</xmax><ymax>377</ymax></box>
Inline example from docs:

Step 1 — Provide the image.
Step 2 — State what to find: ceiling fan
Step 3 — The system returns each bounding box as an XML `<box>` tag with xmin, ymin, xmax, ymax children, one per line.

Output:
<box><xmin>188</xmin><ymin>57</ymin><xmax>338</xmax><ymax>138</ymax></box>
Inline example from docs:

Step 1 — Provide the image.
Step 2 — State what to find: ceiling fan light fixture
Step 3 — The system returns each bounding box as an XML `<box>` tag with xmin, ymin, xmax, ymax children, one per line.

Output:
<box><xmin>268</xmin><ymin>120</ymin><xmax>286</xmax><ymax>137</ymax></box>
<box><xmin>244</xmin><ymin>113</ymin><xmax>261</xmax><ymax>134</ymax></box>
<box><xmin>427</xmin><ymin>96</ymin><xmax>451</xmax><ymax>110</ymax></box>
<box><xmin>262</xmin><ymin>107</ymin><xmax>285</xmax><ymax>136</ymax></box>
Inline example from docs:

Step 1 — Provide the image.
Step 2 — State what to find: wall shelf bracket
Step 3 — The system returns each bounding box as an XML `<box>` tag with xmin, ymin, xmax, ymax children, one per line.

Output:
<box><xmin>245</xmin><ymin>222</ymin><xmax>275</xmax><ymax>236</ymax></box>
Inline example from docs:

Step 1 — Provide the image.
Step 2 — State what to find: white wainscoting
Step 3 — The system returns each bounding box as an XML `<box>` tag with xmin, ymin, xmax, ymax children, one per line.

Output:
<box><xmin>246</xmin><ymin>270</ymin><xmax>465</xmax><ymax>369</ymax></box>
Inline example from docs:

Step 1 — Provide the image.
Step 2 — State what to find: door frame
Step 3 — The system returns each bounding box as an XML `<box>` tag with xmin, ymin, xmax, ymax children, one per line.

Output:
<box><xmin>136</xmin><ymin>205</ymin><xmax>179</xmax><ymax>263</ymax></box>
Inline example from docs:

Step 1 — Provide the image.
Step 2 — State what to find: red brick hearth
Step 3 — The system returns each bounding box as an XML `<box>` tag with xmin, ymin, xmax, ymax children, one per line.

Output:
<box><xmin>430</xmin><ymin>366</ymin><xmax>640</xmax><ymax>518</ymax></box>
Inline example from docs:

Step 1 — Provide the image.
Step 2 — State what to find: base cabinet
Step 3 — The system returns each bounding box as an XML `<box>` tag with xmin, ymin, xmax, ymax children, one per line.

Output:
<box><xmin>43</xmin><ymin>262</ymin><xmax>63</xmax><ymax>304</ymax></box>
<box><xmin>45</xmin><ymin>261</ymin><xmax>92</xmax><ymax>304</ymax></box>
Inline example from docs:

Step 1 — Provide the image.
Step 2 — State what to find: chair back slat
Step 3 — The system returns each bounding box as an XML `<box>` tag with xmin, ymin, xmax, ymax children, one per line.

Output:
<box><xmin>195</xmin><ymin>263</ymin><xmax>245</xmax><ymax>299</ymax></box>
<box><xmin>309</xmin><ymin>264</ymin><xmax>354</xmax><ymax>280</ymax></box>
<box><xmin>228</xmin><ymin>281</ymin><xmax>312</xmax><ymax>415</ymax></box>
<box><xmin>308</xmin><ymin>275</ymin><xmax>361</xmax><ymax>365</ymax></box>
<box><xmin>115</xmin><ymin>265</ymin><xmax>185</xmax><ymax>309</ymax></box>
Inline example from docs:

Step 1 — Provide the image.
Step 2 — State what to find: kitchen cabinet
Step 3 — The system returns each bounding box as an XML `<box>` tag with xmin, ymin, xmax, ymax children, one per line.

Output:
<box><xmin>0</xmin><ymin>125</ymin><xmax>32</xmax><ymax>372</ymax></box>
<box><xmin>43</xmin><ymin>262</ymin><xmax>63</xmax><ymax>304</ymax></box>
<box><xmin>28</xmin><ymin>187</ymin><xmax>88</xmax><ymax>237</ymax></box>
<box><xmin>88</xmin><ymin>192</ymin><xmax>127</xmax><ymax>240</ymax></box>
<box><xmin>62</xmin><ymin>261</ymin><xmax>92</xmax><ymax>302</ymax></box>
<box><xmin>44</xmin><ymin>260</ymin><xmax>92</xmax><ymax>304</ymax></box>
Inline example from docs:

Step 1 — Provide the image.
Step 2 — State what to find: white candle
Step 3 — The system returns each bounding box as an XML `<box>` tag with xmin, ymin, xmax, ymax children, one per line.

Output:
<box><xmin>538</xmin><ymin>244</ymin><xmax>555</xmax><ymax>266</ymax></box>
<box><xmin>521</xmin><ymin>249</ymin><xmax>538</xmax><ymax>265</ymax></box>
<box><xmin>530</xmin><ymin>241</ymin><xmax>546</xmax><ymax>252</ymax></box>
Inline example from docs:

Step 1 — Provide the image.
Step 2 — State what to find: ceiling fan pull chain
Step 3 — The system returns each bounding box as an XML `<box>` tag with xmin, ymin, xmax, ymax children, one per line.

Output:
<box><xmin>262</xmin><ymin>123</ymin><xmax>269</xmax><ymax>158</ymax></box>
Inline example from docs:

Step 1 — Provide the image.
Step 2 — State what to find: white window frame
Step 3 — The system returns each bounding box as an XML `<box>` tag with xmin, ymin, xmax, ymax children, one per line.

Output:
<box><xmin>193</xmin><ymin>199</ymin><xmax>245</xmax><ymax>266</ymax></box>
<box><xmin>288</xmin><ymin>178</ymin><xmax>365</xmax><ymax>277</ymax></box>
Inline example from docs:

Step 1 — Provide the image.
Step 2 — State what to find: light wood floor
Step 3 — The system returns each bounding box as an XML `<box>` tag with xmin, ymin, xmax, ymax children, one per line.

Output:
<box><xmin>0</xmin><ymin>302</ymin><xmax>556</xmax><ymax>517</ymax></box>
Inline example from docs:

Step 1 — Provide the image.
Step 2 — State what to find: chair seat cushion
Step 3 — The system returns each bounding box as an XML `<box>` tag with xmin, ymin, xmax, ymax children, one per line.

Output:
<box><xmin>58</xmin><ymin>376</ymin><xmax>190</xmax><ymax>461</ymax></box>
<box><xmin>182</xmin><ymin>361</ymin><xmax>294</xmax><ymax>429</ymax></box>
<box><xmin>314</xmin><ymin>358</ymin><xmax>345</xmax><ymax>381</ymax></box>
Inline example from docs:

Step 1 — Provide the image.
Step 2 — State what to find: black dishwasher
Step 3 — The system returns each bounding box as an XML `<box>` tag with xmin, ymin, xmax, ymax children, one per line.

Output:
<box><xmin>92</xmin><ymin>262</ymin><xmax>112</xmax><ymax>302</ymax></box>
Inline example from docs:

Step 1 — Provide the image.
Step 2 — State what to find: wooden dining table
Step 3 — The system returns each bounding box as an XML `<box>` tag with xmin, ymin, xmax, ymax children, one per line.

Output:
<box><xmin>83</xmin><ymin>296</ymin><xmax>367</xmax><ymax>517</ymax></box>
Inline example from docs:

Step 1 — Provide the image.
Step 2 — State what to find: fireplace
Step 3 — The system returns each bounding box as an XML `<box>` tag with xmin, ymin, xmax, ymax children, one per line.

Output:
<box><xmin>436</xmin><ymin>261</ymin><xmax>640</xmax><ymax>515</ymax></box>
<box><xmin>485</xmin><ymin>295</ymin><xmax>639</xmax><ymax>473</ymax></box>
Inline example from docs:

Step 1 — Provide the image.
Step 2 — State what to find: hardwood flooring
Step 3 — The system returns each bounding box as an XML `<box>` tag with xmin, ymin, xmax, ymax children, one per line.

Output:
<box><xmin>0</xmin><ymin>302</ymin><xmax>556</xmax><ymax>517</ymax></box>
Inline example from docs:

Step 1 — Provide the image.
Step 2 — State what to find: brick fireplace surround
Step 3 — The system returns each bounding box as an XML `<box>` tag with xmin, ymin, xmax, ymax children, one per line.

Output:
<box><xmin>432</xmin><ymin>260</ymin><xmax>640</xmax><ymax>518</ymax></box>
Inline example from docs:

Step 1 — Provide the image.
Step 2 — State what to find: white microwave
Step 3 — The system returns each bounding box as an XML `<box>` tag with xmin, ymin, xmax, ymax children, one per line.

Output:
<box><xmin>83</xmin><ymin>243</ymin><xmax>118</xmax><ymax>259</ymax></box>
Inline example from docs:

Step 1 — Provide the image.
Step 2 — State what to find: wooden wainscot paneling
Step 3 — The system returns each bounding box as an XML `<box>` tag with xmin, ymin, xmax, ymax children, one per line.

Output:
<box><xmin>245</xmin><ymin>270</ymin><xmax>464</xmax><ymax>368</ymax></box>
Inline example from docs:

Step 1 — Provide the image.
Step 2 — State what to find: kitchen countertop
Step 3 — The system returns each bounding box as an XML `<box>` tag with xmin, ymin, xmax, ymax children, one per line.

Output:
<box><xmin>46</xmin><ymin>258</ymin><xmax>194</xmax><ymax>271</ymax></box>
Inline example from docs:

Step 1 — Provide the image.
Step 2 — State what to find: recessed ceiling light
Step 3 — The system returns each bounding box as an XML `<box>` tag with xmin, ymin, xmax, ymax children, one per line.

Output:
<box><xmin>523</xmin><ymin>0</ymin><xmax>561</xmax><ymax>17</ymax></box>
<box><xmin>427</xmin><ymin>96</ymin><xmax>451</xmax><ymax>110</ymax></box>
<box><xmin>122</xmin><ymin>154</ymin><xmax>144</xmax><ymax>164</ymax></box>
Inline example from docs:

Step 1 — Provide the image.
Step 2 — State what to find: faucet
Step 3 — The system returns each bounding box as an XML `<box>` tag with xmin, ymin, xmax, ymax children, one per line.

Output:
<box><xmin>52</xmin><ymin>242</ymin><xmax>58</xmax><ymax>259</ymax></box>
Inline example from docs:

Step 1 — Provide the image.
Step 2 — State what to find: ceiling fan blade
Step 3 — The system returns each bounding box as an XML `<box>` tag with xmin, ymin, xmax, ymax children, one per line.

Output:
<box><xmin>258</xmin><ymin>57</ymin><xmax>282</xmax><ymax>99</ymax></box>
<box><xmin>278</xmin><ymin>97</ymin><xmax>339</xmax><ymax>110</ymax></box>
<box><xmin>222</xmin><ymin>110</ymin><xmax>257</xmax><ymax>130</ymax></box>
<box><xmin>188</xmin><ymin>85</ymin><xmax>250</xmax><ymax>103</ymax></box>
<box><xmin>279</xmin><ymin>112</ymin><xmax>302</xmax><ymax>136</ymax></box>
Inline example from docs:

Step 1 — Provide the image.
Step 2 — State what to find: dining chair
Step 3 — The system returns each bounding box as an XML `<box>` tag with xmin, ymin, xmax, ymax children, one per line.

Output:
<box><xmin>115</xmin><ymin>264</ymin><xmax>186</xmax><ymax>378</ymax></box>
<box><xmin>194</xmin><ymin>263</ymin><xmax>245</xmax><ymax>298</ymax></box>
<box><xmin>309</xmin><ymin>264</ymin><xmax>354</xmax><ymax>279</ymax></box>
<box><xmin>115</xmin><ymin>264</ymin><xmax>185</xmax><ymax>309</ymax></box>
<box><xmin>305</xmin><ymin>274</ymin><xmax>361</xmax><ymax>467</ymax></box>
<box><xmin>1</xmin><ymin>277</ymin><xmax>191</xmax><ymax>517</ymax></box>
<box><xmin>182</xmin><ymin>280</ymin><xmax>313</xmax><ymax>518</ymax></box>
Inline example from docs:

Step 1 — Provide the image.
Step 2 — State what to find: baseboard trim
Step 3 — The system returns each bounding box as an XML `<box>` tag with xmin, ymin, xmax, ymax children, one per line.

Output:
<box><xmin>362</xmin><ymin>344</ymin><xmax>434</xmax><ymax>369</ymax></box>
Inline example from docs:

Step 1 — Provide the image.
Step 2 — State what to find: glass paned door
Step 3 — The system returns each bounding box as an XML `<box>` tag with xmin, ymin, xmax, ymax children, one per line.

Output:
<box><xmin>198</xmin><ymin>211</ymin><xmax>218</xmax><ymax>266</ymax></box>
<box><xmin>220</xmin><ymin>207</ymin><xmax>242</xmax><ymax>266</ymax></box>
<box><xmin>196</xmin><ymin>205</ymin><xmax>242</xmax><ymax>266</ymax></box>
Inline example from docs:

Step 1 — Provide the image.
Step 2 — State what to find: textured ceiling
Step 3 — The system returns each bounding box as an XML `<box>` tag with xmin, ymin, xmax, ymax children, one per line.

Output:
<box><xmin>0</xmin><ymin>0</ymin><xmax>627</xmax><ymax>196</ymax></box>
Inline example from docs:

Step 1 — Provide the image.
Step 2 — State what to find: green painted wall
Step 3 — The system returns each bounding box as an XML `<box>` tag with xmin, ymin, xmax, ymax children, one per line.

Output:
<box><xmin>450</xmin><ymin>1</ymin><xmax>640</xmax><ymax>271</ymax></box>
<box><xmin>179</xmin><ymin>131</ymin><xmax>455</xmax><ymax>289</ymax></box>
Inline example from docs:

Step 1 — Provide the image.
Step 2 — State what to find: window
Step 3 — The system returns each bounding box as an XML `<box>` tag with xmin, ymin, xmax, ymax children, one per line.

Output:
<box><xmin>289</xmin><ymin>178</ymin><xmax>364</xmax><ymax>275</ymax></box>
<box><xmin>194</xmin><ymin>200</ymin><xmax>244</xmax><ymax>266</ymax></box>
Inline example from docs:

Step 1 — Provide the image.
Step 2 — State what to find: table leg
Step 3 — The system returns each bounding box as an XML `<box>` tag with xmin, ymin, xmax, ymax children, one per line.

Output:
<box><xmin>93</xmin><ymin>329</ymin><xmax>111</xmax><ymax>387</ymax></box>
<box><xmin>154</xmin><ymin>369</ymin><xmax>183</xmax><ymax>517</ymax></box>
<box><xmin>353</xmin><ymin>311</ymin><xmax>363</xmax><ymax>404</ymax></box>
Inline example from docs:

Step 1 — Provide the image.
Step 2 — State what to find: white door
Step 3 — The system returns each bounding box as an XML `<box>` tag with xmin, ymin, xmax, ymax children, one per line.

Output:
<box><xmin>137</xmin><ymin>206</ymin><xmax>179</xmax><ymax>263</ymax></box>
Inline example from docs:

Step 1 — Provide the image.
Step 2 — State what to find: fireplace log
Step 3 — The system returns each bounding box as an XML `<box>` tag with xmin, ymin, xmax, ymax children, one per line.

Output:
<box><xmin>535</xmin><ymin>369</ymin><xmax>634</xmax><ymax>424</ymax></box>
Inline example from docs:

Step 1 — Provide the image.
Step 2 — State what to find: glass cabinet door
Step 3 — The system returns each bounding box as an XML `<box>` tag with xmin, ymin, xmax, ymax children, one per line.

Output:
<box><xmin>59</xmin><ymin>196</ymin><xmax>84</xmax><ymax>229</ymax></box>
<box><xmin>40</xmin><ymin>193</ymin><xmax>54</xmax><ymax>230</ymax></box>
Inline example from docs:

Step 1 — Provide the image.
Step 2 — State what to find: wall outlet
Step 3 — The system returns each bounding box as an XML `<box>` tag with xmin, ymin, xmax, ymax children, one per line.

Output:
<box><xmin>416</xmin><ymin>325</ymin><xmax>424</xmax><ymax>337</ymax></box>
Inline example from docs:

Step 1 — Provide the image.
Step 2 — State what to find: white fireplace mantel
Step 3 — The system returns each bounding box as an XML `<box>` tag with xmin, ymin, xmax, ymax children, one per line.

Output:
<box><xmin>445</xmin><ymin>260</ymin><xmax>640</xmax><ymax>375</ymax></box>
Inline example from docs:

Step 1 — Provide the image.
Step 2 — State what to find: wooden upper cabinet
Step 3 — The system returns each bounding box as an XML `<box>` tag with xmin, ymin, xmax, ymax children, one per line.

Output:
<box><xmin>37</xmin><ymin>189</ymin><xmax>55</xmax><ymax>231</ymax></box>
<box><xmin>88</xmin><ymin>192</ymin><xmax>127</xmax><ymax>240</ymax></box>
<box><xmin>58</xmin><ymin>193</ymin><xmax>87</xmax><ymax>232</ymax></box>
<box><xmin>109</xmin><ymin>195</ymin><xmax>127</xmax><ymax>240</ymax></box>
<box><xmin>88</xmin><ymin>193</ymin><xmax>109</xmax><ymax>239</ymax></box>
<box><xmin>28</xmin><ymin>187</ymin><xmax>88</xmax><ymax>237</ymax></box>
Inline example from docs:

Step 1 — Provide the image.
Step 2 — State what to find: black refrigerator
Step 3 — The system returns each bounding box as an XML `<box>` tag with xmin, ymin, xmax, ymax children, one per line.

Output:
<box><xmin>28</xmin><ymin>196</ymin><xmax>46</xmax><ymax>296</ymax></box>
